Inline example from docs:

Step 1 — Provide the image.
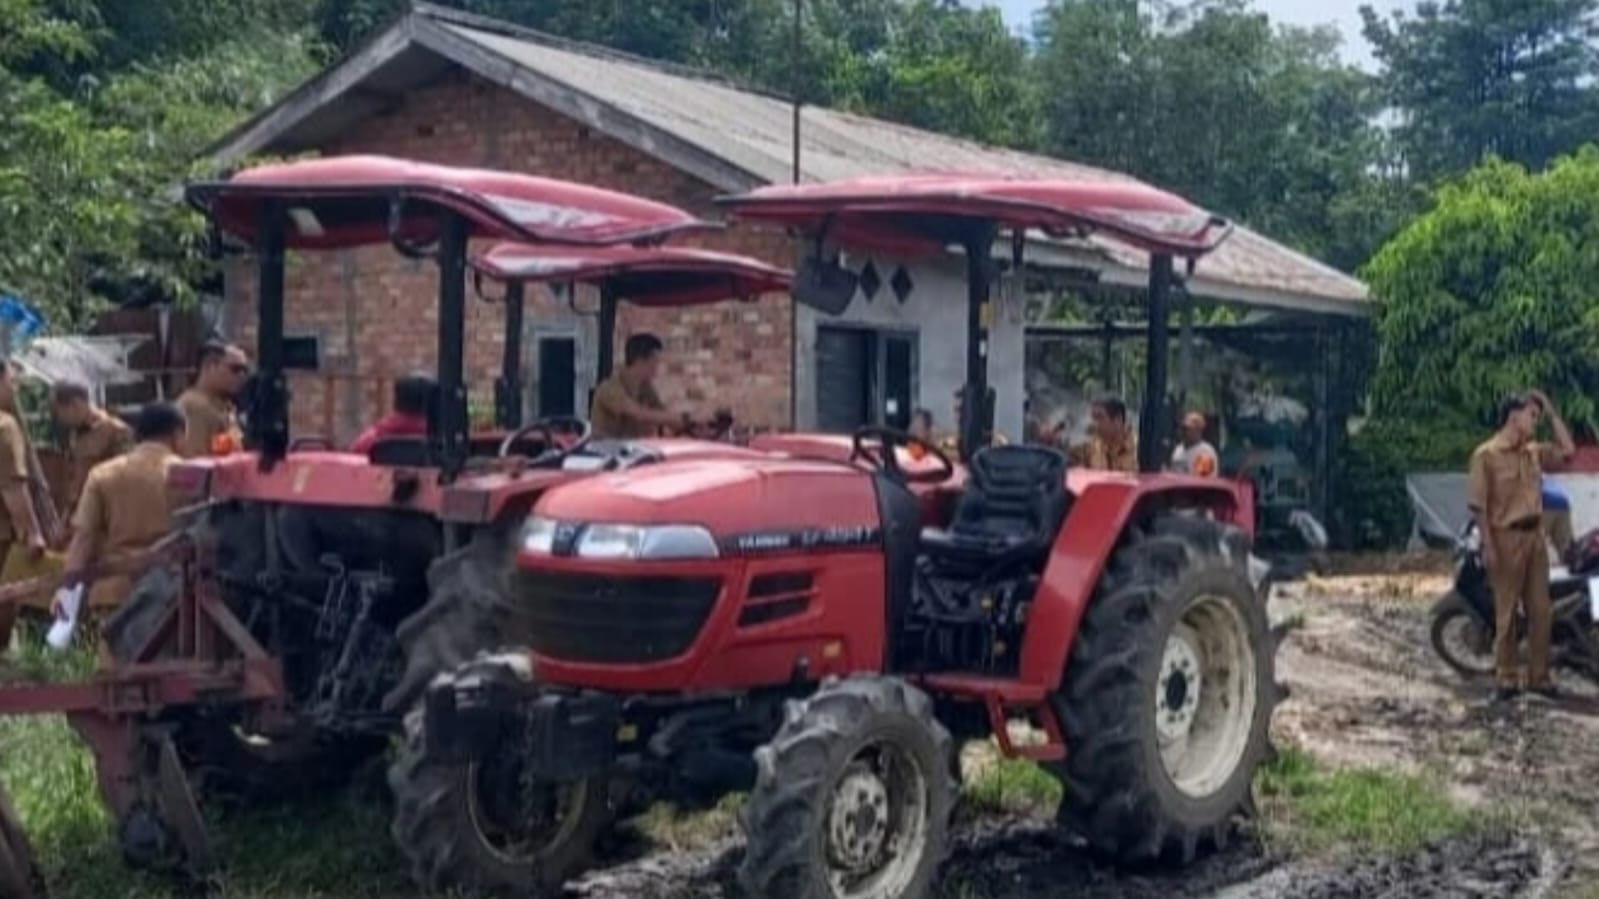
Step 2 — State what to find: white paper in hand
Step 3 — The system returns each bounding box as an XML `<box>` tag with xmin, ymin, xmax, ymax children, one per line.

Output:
<box><xmin>46</xmin><ymin>584</ymin><xmax>84</xmax><ymax>651</ymax></box>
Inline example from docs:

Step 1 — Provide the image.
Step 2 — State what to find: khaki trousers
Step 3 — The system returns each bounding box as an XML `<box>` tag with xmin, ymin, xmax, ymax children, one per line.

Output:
<box><xmin>1490</xmin><ymin>526</ymin><xmax>1552</xmax><ymax>689</ymax></box>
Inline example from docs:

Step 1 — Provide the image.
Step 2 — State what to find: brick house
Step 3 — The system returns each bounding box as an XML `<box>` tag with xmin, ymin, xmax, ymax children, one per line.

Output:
<box><xmin>203</xmin><ymin>3</ymin><xmax>1368</xmax><ymax>446</ymax></box>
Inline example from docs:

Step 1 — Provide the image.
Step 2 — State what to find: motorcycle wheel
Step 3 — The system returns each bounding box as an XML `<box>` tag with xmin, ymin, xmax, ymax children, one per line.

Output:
<box><xmin>1430</xmin><ymin>592</ymin><xmax>1495</xmax><ymax>679</ymax></box>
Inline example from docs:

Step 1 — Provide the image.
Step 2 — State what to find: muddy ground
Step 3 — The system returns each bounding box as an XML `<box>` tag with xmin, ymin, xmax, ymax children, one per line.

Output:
<box><xmin>557</xmin><ymin>569</ymin><xmax>1592</xmax><ymax>899</ymax></box>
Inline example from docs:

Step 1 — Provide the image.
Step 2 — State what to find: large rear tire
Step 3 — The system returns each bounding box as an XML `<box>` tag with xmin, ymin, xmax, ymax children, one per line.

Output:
<box><xmin>388</xmin><ymin>654</ymin><xmax>609</xmax><ymax>896</ymax></box>
<box><xmin>383</xmin><ymin>530</ymin><xmax>515</xmax><ymax>714</ymax></box>
<box><xmin>1050</xmin><ymin>516</ymin><xmax>1278</xmax><ymax>863</ymax></box>
<box><xmin>1429</xmin><ymin>592</ymin><xmax>1495</xmax><ymax>679</ymax></box>
<box><xmin>738</xmin><ymin>676</ymin><xmax>956</xmax><ymax>899</ymax></box>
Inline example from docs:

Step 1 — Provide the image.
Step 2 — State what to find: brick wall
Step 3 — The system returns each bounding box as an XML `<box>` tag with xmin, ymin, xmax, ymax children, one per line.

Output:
<box><xmin>225</xmin><ymin>68</ymin><xmax>794</xmax><ymax>443</ymax></box>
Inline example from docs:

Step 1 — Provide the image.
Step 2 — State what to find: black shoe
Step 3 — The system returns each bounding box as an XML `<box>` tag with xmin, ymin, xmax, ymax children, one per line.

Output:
<box><xmin>1493</xmin><ymin>686</ymin><xmax>1521</xmax><ymax>703</ymax></box>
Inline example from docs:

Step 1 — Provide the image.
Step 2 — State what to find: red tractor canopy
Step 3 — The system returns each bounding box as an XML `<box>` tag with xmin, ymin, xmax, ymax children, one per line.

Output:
<box><xmin>719</xmin><ymin>173</ymin><xmax>1233</xmax><ymax>467</ymax></box>
<box><xmin>470</xmin><ymin>243</ymin><xmax>791</xmax><ymax>308</ymax></box>
<box><xmin>188</xmin><ymin>155</ymin><xmax>716</xmax><ymax>250</ymax></box>
<box><xmin>469</xmin><ymin>242</ymin><xmax>792</xmax><ymax>425</ymax></box>
<box><xmin>184</xmin><ymin>156</ymin><xmax>718</xmax><ymax>475</ymax></box>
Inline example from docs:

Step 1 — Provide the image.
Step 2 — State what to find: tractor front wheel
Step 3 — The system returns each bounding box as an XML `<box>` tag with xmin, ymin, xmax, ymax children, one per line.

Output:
<box><xmin>1050</xmin><ymin>515</ymin><xmax>1277</xmax><ymax>863</ymax></box>
<box><xmin>388</xmin><ymin>654</ymin><xmax>609</xmax><ymax>897</ymax></box>
<box><xmin>738</xmin><ymin>676</ymin><xmax>956</xmax><ymax>899</ymax></box>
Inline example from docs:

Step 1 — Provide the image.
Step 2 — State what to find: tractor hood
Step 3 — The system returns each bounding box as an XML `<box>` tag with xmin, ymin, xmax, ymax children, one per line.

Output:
<box><xmin>532</xmin><ymin>456</ymin><xmax>881</xmax><ymax>543</ymax></box>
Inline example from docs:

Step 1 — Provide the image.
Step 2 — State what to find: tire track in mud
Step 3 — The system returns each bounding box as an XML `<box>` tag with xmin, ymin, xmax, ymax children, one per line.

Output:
<box><xmin>561</xmin><ymin>820</ymin><xmax>1558</xmax><ymax>899</ymax></box>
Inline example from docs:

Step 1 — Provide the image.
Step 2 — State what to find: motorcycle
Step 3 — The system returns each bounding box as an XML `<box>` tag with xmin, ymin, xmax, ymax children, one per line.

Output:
<box><xmin>1430</xmin><ymin>520</ymin><xmax>1599</xmax><ymax>683</ymax></box>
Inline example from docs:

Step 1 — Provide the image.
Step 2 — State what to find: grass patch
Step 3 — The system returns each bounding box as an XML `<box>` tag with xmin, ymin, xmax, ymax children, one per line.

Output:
<box><xmin>1256</xmin><ymin>747</ymin><xmax>1476</xmax><ymax>855</ymax></box>
<box><xmin>961</xmin><ymin>754</ymin><xmax>1062</xmax><ymax>818</ymax></box>
<box><xmin>632</xmin><ymin>793</ymin><xmax>744</xmax><ymax>850</ymax></box>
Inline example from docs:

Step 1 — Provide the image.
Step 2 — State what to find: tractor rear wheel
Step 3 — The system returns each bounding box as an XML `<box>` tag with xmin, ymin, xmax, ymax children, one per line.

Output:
<box><xmin>738</xmin><ymin>676</ymin><xmax>956</xmax><ymax>899</ymax></box>
<box><xmin>383</xmin><ymin>530</ymin><xmax>515</xmax><ymax>714</ymax></box>
<box><xmin>1050</xmin><ymin>515</ymin><xmax>1277</xmax><ymax>863</ymax></box>
<box><xmin>388</xmin><ymin>654</ymin><xmax>609</xmax><ymax>896</ymax></box>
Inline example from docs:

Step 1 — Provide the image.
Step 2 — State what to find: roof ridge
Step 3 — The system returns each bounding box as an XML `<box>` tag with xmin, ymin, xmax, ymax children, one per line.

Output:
<box><xmin>409</xmin><ymin>1</ymin><xmax>795</xmax><ymax>104</ymax></box>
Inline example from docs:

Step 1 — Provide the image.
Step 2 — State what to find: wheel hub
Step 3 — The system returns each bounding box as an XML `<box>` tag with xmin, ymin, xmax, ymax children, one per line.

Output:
<box><xmin>828</xmin><ymin>765</ymin><xmax>891</xmax><ymax>873</ymax></box>
<box><xmin>1157</xmin><ymin>631</ymin><xmax>1203</xmax><ymax>741</ymax></box>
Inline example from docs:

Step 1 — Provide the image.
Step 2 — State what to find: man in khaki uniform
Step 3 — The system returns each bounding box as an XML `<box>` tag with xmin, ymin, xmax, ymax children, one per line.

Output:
<box><xmin>177</xmin><ymin>342</ymin><xmax>247</xmax><ymax>458</ymax></box>
<box><xmin>1468</xmin><ymin>390</ymin><xmax>1574</xmax><ymax>701</ymax></box>
<box><xmin>590</xmin><ymin>334</ymin><xmax>692</xmax><ymax>440</ymax></box>
<box><xmin>52</xmin><ymin>381</ymin><xmax>132</xmax><ymax>525</ymax></box>
<box><xmin>59</xmin><ymin>402</ymin><xmax>185</xmax><ymax>612</ymax></box>
<box><xmin>0</xmin><ymin>362</ymin><xmax>49</xmax><ymax>653</ymax></box>
<box><xmin>1069</xmin><ymin>397</ymin><xmax>1138</xmax><ymax>473</ymax></box>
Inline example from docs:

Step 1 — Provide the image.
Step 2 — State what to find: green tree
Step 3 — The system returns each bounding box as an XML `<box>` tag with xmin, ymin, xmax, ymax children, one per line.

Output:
<box><xmin>1364</xmin><ymin>149</ymin><xmax>1599</xmax><ymax>461</ymax></box>
<box><xmin>1035</xmin><ymin>0</ymin><xmax>1394</xmax><ymax>270</ymax></box>
<box><xmin>1362</xmin><ymin>0</ymin><xmax>1599</xmax><ymax>183</ymax></box>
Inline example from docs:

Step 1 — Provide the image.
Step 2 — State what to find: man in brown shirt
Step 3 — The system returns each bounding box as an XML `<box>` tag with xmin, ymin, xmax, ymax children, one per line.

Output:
<box><xmin>60</xmin><ymin>402</ymin><xmax>185</xmax><ymax>612</ymax></box>
<box><xmin>1468</xmin><ymin>390</ymin><xmax>1574</xmax><ymax>701</ymax></box>
<box><xmin>0</xmin><ymin>362</ymin><xmax>49</xmax><ymax>653</ymax></box>
<box><xmin>177</xmin><ymin>342</ymin><xmax>248</xmax><ymax>458</ymax></box>
<box><xmin>52</xmin><ymin>381</ymin><xmax>132</xmax><ymax>524</ymax></box>
<box><xmin>590</xmin><ymin>334</ymin><xmax>692</xmax><ymax>440</ymax></box>
<box><xmin>1069</xmin><ymin>397</ymin><xmax>1138</xmax><ymax>473</ymax></box>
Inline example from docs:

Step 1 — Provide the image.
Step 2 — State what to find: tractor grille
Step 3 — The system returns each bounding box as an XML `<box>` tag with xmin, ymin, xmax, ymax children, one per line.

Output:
<box><xmin>513</xmin><ymin>572</ymin><xmax>721</xmax><ymax>664</ymax></box>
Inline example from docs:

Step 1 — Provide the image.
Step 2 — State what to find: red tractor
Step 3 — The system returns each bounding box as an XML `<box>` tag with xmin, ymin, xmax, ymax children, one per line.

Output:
<box><xmin>390</xmin><ymin>175</ymin><xmax>1281</xmax><ymax>899</ymax></box>
<box><xmin>107</xmin><ymin>155</ymin><xmax>790</xmax><ymax>805</ymax></box>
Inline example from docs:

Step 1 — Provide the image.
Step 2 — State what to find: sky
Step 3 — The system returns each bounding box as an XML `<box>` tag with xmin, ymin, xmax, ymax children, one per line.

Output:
<box><xmin>967</xmin><ymin>0</ymin><xmax>1417</xmax><ymax>68</ymax></box>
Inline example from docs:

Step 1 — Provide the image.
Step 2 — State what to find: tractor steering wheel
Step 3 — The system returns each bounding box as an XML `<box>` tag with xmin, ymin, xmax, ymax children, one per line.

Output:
<box><xmin>498</xmin><ymin>416</ymin><xmax>593</xmax><ymax>463</ymax></box>
<box><xmin>850</xmin><ymin>426</ymin><xmax>955</xmax><ymax>485</ymax></box>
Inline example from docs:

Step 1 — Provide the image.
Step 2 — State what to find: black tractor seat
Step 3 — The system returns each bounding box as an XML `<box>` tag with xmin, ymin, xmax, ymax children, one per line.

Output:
<box><xmin>921</xmin><ymin>444</ymin><xmax>1069</xmax><ymax>572</ymax></box>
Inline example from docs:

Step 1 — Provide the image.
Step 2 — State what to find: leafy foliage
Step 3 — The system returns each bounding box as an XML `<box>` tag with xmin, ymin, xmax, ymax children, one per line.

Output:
<box><xmin>1362</xmin><ymin>0</ymin><xmax>1599</xmax><ymax>183</ymax></box>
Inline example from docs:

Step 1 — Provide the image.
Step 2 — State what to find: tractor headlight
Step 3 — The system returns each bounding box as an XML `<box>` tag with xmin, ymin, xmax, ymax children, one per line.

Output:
<box><xmin>576</xmin><ymin>523</ymin><xmax>720</xmax><ymax>560</ymax></box>
<box><xmin>520</xmin><ymin>517</ymin><xmax>559</xmax><ymax>554</ymax></box>
<box><xmin>520</xmin><ymin>517</ymin><xmax>719</xmax><ymax>560</ymax></box>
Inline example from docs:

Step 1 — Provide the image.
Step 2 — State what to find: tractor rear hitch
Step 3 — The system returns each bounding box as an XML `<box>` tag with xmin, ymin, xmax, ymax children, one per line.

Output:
<box><xmin>424</xmin><ymin>681</ymin><xmax>620</xmax><ymax>783</ymax></box>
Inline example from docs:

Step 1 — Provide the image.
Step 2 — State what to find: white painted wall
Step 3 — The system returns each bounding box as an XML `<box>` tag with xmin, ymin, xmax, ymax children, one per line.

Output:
<box><xmin>793</xmin><ymin>251</ymin><xmax>1026</xmax><ymax>440</ymax></box>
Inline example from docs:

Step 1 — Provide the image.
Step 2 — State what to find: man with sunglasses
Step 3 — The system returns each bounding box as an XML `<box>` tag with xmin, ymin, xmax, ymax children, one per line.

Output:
<box><xmin>177</xmin><ymin>342</ymin><xmax>248</xmax><ymax>458</ymax></box>
<box><xmin>1467</xmin><ymin>389</ymin><xmax>1574</xmax><ymax>701</ymax></box>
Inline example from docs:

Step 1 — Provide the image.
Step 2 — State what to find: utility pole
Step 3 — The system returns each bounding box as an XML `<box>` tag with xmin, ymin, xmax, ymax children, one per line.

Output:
<box><xmin>791</xmin><ymin>0</ymin><xmax>802</xmax><ymax>183</ymax></box>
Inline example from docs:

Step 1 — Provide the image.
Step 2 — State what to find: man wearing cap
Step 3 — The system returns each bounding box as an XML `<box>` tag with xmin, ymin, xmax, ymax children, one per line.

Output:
<box><xmin>1170</xmin><ymin>411</ymin><xmax>1220</xmax><ymax>477</ymax></box>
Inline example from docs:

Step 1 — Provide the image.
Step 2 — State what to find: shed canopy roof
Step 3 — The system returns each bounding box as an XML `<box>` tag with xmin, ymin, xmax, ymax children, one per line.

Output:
<box><xmin>207</xmin><ymin>2</ymin><xmax>1370</xmax><ymax>318</ymax></box>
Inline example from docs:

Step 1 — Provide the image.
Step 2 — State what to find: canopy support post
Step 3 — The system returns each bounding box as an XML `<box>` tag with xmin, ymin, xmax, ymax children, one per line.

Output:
<box><xmin>1139</xmin><ymin>254</ymin><xmax>1173</xmax><ymax>473</ymax></box>
<box><xmin>495</xmin><ymin>281</ymin><xmax>525</xmax><ymax>431</ymax></box>
<box><xmin>252</xmin><ymin>200</ymin><xmax>289</xmax><ymax>470</ymax></box>
<box><xmin>959</xmin><ymin>225</ymin><xmax>998</xmax><ymax>461</ymax></box>
<box><xmin>434</xmin><ymin>212</ymin><xmax>470</xmax><ymax>482</ymax></box>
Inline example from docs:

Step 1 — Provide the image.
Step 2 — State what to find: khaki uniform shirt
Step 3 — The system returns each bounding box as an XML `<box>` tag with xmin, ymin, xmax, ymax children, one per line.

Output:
<box><xmin>1071</xmin><ymin>434</ymin><xmax>1139</xmax><ymax>473</ymax></box>
<box><xmin>1467</xmin><ymin>433</ymin><xmax>1567</xmax><ymax>530</ymax></box>
<box><xmin>590</xmin><ymin>372</ymin><xmax>665</xmax><ymax>440</ymax></box>
<box><xmin>71</xmin><ymin>442</ymin><xmax>177</xmax><ymax>608</ymax></box>
<box><xmin>64</xmin><ymin>409</ymin><xmax>132</xmax><ymax>516</ymax></box>
<box><xmin>0</xmin><ymin>411</ymin><xmax>30</xmax><ymax>543</ymax></box>
<box><xmin>176</xmin><ymin>388</ymin><xmax>240</xmax><ymax>458</ymax></box>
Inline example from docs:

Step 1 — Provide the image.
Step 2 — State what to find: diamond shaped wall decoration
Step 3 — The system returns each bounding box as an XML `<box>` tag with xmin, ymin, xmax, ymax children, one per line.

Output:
<box><xmin>859</xmin><ymin>261</ymin><xmax>881</xmax><ymax>301</ymax></box>
<box><xmin>891</xmin><ymin>265</ymin><xmax>914</xmax><ymax>304</ymax></box>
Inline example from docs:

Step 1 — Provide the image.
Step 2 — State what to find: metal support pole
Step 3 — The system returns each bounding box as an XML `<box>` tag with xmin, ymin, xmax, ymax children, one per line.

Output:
<box><xmin>495</xmin><ymin>281</ymin><xmax>525</xmax><ymax>430</ymax></box>
<box><xmin>791</xmin><ymin>0</ymin><xmax>803</xmax><ymax>184</ymax></box>
<box><xmin>1178</xmin><ymin>284</ymin><xmax>1194</xmax><ymax>409</ymax></box>
<box><xmin>253</xmin><ymin>200</ymin><xmax>289</xmax><ymax>469</ymax></box>
<box><xmin>596</xmin><ymin>286</ymin><xmax>618</xmax><ymax>382</ymax></box>
<box><xmin>960</xmin><ymin>226</ymin><xmax>998</xmax><ymax>461</ymax></box>
<box><xmin>435</xmin><ymin>213</ymin><xmax>470</xmax><ymax>482</ymax></box>
<box><xmin>1139</xmin><ymin>255</ymin><xmax>1173</xmax><ymax>473</ymax></box>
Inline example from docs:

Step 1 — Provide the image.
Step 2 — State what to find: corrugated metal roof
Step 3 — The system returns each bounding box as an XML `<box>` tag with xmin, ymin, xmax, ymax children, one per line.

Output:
<box><xmin>442</xmin><ymin>21</ymin><xmax>1369</xmax><ymax>314</ymax></box>
<box><xmin>11</xmin><ymin>335</ymin><xmax>148</xmax><ymax>388</ymax></box>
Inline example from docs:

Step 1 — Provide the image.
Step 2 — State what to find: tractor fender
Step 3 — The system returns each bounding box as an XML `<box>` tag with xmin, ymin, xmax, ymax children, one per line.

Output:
<box><xmin>1019</xmin><ymin>476</ymin><xmax>1251</xmax><ymax>692</ymax></box>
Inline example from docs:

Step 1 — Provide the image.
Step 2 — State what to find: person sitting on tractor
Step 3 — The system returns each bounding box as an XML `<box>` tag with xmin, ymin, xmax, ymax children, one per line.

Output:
<box><xmin>590</xmin><ymin>333</ymin><xmax>695</xmax><ymax>440</ymax></box>
<box><xmin>57</xmin><ymin>402</ymin><xmax>186</xmax><ymax>615</ymax></box>
<box><xmin>350</xmin><ymin>373</ymin><xmax>435</xmax><ymax>454</ymax></box>
<box><xmin>1069</xmin><ymin>397</ymin><xmax>1138</xmax><ymax>473</ymax></box>
<box><xmin>51</xmin><ymin>381</ymin><xmax>132</xmax><ymax>529</ymax></box>
<box><xmin>1170</xmin><ymin>411</ymin><xmax>1219</xmax><ymax>477</ymax></box>
<box><xmin>177</xmin><ymin>342</ymin><xmax>248</xmax><ymax>458</ymax></box>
